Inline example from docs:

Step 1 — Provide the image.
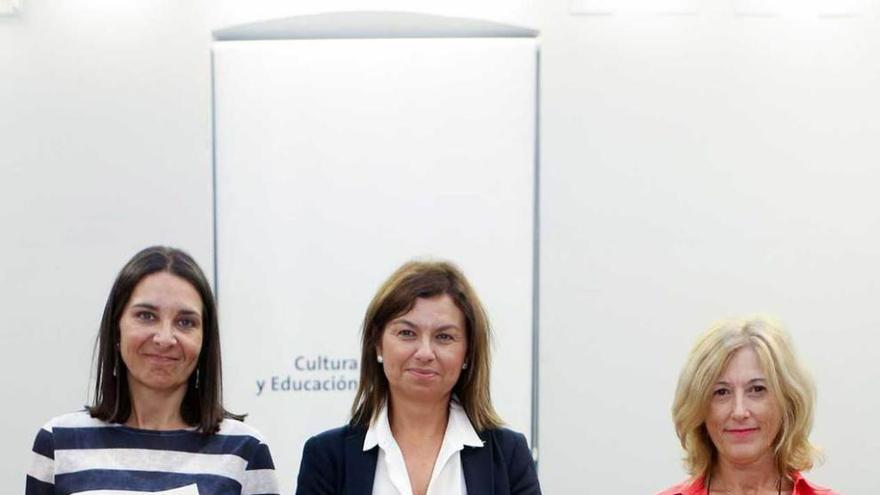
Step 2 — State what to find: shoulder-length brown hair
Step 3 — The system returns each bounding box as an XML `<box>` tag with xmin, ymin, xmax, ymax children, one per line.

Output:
<box><xmin>672</xmin><ymin>316</ymin><xmax>819</xmax><ymax>482</ymax></box>
<box><xmin>88</xmin><ymin>246</ymin><xmax>240</xmax><ymax>434</ymax></box>
<box><xmin>350</xmin><ymin>259</ymin><xmax>503</xmax><ymax>431</ymax></box>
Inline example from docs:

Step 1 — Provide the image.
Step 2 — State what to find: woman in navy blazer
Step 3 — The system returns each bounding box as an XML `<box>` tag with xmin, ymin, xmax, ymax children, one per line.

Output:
<box><xmin>296</xmin><ymin>260</ymin><xmax>541</xmax><ymax>495</ymax></box>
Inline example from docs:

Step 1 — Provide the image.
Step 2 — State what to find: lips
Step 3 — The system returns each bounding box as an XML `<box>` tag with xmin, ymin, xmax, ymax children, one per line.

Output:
<box><xmin>143</xmin><ymin>353</ymin><xmax>179</xmax><ymax>363</ymax></box>
<box><xmin>725</xmin><ymin>427</ymin><xmax>759</xmax><ymax>437</ymax></box>
<box><xmin>407</xmin><ymin>368</ymin><xmax>439</xmax><ymax>378</ymax></box>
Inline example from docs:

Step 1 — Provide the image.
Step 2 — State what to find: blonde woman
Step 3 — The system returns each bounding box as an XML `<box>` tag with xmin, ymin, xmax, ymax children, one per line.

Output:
<box><xmin>296</xmin><ymin>260</ymin><xmax>541</xmax><ymax>495</ymax></box>
<box><xmin>657</xmin><ymin>317</ymin><xmax>838</xmax><ymax>495</ymax></box>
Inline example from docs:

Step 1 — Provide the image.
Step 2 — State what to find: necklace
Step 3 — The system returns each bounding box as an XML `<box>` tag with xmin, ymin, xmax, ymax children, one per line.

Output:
<box><xmin>705</xmin><ymin>475</ymin><xmax>782</xmax><ymax>495</ymax></box>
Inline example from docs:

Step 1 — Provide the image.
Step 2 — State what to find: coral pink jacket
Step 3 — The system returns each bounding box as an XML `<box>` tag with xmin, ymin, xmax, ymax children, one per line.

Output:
<box><xmin>656</xmin><ymin>472</ymin><xmax>839</xmax><ymax>495</ymax></box>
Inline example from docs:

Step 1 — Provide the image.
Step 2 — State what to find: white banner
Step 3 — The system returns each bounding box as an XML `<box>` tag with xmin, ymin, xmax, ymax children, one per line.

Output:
<box><xmin>214</xmin><ymin>36</ymin><xmax>537</xmax><ymax>493</ymax></box>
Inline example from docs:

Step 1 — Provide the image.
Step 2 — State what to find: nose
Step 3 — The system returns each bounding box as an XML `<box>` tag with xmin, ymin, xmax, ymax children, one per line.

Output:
<box><xmin>731</xmin><ymin>391</ymin><xmax>750</xmax><ymax>420</ymax></box>
<box><xmin>152</xmin><ymin>322</ymin><xmax>177</xmax><ymax>347</ymax></box>
<box><xmin>413</xmin><ymin>335</ymin><xmax>436</xmax><ymax>362</ymax></box>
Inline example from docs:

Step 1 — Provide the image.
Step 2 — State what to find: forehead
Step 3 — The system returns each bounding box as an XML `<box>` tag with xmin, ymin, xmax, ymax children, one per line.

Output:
<box><xmin>127</xmin><ymin>272</ymin><xmax>202</xmax><ymax>311</ymax></box>
<box><xmin>389</xmin><ymin>294</ymin><xmax>464</xmax><ymax>326</ymax></box>
<box><xmin>718</xmin><ymin>346</ymin><xmax>765</xmax><ymax>380</ymax></box>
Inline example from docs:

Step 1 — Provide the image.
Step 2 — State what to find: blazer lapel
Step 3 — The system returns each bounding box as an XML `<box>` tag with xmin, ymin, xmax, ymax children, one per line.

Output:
<box><xmin>461</xmin><ymin>434</ymin><xmax>493</xmax><ymax>495</ymax></box>
<box><xmin>344</xmin><ymin>427</ymin><xmax>377</xmax><ymax>495</ymax></box>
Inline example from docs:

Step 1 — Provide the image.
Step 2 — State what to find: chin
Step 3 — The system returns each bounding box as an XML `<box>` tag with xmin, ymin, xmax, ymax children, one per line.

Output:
<box><xmin>722</xmin><ymin>447</ymin><xmax>771</xmax><ymax>465</ymax></box>
<box><xmin>144</xmin><ymin>377</ymin><xmax>188</xmax><ymax>390</ymax></box>
<box><xmin>396</xmin><ymin>385</ymin><xmax>452</xmax><ymax>401</ymax></box>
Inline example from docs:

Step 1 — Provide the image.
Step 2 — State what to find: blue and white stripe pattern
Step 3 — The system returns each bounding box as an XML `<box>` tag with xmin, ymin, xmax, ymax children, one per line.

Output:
<box><xmin>26</xmin><ymin>411</ymin><xmax>279</xmax><ymax>495</ymax></box>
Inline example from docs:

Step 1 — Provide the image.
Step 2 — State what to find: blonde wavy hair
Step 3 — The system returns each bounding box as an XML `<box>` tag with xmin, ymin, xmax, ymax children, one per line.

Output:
<box><xmin>672</xmin><ymin>316</ymin><xmax>819</xmax><ymax>481</ymax></box>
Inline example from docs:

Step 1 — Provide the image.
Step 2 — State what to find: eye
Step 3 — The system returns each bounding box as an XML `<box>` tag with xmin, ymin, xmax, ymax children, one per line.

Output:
<box><xmin>177</xmin><ymin>317</ymin><xmax>199</xmax><ymax>329</ymax></box>
<box><xmin>713</xmin><ymin>388</ymin><xmax>730</xmax><ymax>397</ymax></box>
<box><xmin>435</xmin><ymin>333</ymin><xmax>455</xmax><ymax>342</ymax></box>
<box><xmin>749</xmin><ymin>384</ymin><xmax>767</xmax><ymax>394</ymax></box>
<box><xmin>396</xmin><ymin>328</ymin><xmax>416</xmax><ymax>338</ymax></box>
<box><xmin>135</xmin><ymin>311</ymin><xmax>156</xmax><ymax>321</ymax></box>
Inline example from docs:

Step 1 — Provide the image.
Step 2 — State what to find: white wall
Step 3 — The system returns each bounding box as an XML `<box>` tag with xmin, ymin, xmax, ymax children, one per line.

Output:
<box><xmin>536</xmin><ymin>1</ymin><xmax>880</xmax><ymax>493</ymax></box>
<box><xmin>0</xmin><ymin>0</ymin><xmax>213</xmax><ymax>490</ymax></box>
<box><xmin>4</xmin><ymin>0</ymin><xmax>879</xmax><ymax>493</ymax></box>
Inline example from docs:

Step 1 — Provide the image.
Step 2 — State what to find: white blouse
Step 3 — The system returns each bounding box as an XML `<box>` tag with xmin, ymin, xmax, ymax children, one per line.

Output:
<box><xmin>363</xmin><ymin>400</ymin><xmax>484</xmax><ymax>495</ymax></box>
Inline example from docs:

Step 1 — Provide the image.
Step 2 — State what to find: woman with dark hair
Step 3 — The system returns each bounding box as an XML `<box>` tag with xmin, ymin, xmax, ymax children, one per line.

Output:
<box><xmin>26</xmin><ymin>246</ymin><xmax>279</xmax><ymax>495</ymax></box>
<box><xmin>296</xmin><ymin>259</ymin><xmax>541</xmax><ymax>495</ymax></box>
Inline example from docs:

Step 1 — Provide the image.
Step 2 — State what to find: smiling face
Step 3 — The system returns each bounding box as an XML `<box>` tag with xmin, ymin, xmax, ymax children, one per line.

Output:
<box><xmin>377</xmin><ymin>294</ymin><xmax>468</xmax><ymax>405</ymax></box>
<box><xmin>119</xmin><ymin>271</ymin><xmax>204</xmax><ymax>398</ymax></box>
<box><xmin>706</xmin><ymin>346</ymin><xmax>783</xmax><ymax>469</ymax></box>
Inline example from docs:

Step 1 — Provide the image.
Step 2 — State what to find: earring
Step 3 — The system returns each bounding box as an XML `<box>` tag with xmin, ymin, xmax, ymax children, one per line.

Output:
<box><xmin>195</xmin><ymin>368</ymin><xmax>200</xmax><ymax>389</ymax></box>
<box><xmin>462</xmin><ymin>362</ymin><xmax>468</xmax><ymax>370</ymax></box>
<box><xmin>112</xmin><ymin>345</ymin><xmax>119</xmax><ymax>377</ymax></box>
<box><xmin>377</xmin><ymin>355</ymin><xmax>384</xmax><ymax>364</ymax></box>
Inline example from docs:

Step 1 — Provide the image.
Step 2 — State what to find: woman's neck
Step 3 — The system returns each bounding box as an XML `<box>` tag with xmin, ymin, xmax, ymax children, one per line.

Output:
<box><xmin>126</xmin><ymin>380</ymin><xmax>189</xmax><ymax>430</ymax></box>
<box><xmin>388</xmin><ymin>393</ymin><xmax>450</xmax><ymax>441</ymax></box>
<box><xmin>710</xmin><ymin>454</ymin><xmax>784</xmax><ymax>495</ymax></box>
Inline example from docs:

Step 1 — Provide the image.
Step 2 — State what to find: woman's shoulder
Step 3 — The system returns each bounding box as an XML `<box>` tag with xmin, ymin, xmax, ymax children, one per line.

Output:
<box><xmin>480</xmin><ymin>426</ymin><xmax>529</xmax><ymax>449</ymax></box>
<box><xmin>216</xmin><ymin>417</ymin><xmax>270</xmax><ymax>441</ymax></box>
<box><xmin>298</xmin><ymin>423</ymin><xmax>365</xmax><ymax>473</ymax></box>
<box><xmin>481</xmin><ymin>426</ymin><xmax>526</xmax><ymax>441</ymax></box>
<box><xmin>478</xmin><ymin>426</ymin><xmax>534</xmax><ymax>461</ymax></box>
<box><xmin>304</xmin><ymin>423</ymin><xmax>365</xmax><ymax>447</ymax></box>
<box><xmin>792</xmin><ymin>472</ymin><xmax>840</xmax><ymax>495</ymax></box>
<box><xmin>39</xmin><ymin>409</ymin><xmax>110</xmax><ymax>431</ymax></box>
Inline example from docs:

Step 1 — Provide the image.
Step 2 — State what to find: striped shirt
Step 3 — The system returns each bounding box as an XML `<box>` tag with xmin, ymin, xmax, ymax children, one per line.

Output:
<box><xmin>26</xmin><ymin>411</ymin><xmax>279</xmax><ymax>495</ymax></box>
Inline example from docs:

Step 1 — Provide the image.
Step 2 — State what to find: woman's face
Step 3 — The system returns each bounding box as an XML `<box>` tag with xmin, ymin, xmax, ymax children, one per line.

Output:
<box><xmin>119</xmin><ymin>271</ymin><xmax>204</xmax><ymax>398</ymax></box>
<box><xmin>378</xmin><ymin>294</ymin><xmax>468</xmax><ymax>405</ymax></box>
<box><xmin>705</xmin><ymin>346</ymin><xmax>783</xmax><ymax>469</ymax></box>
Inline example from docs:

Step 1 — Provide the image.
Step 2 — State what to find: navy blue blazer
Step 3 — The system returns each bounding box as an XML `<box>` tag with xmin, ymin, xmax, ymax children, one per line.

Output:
<box><xmin>295</xmin><ymin>424</ymin><xmax>541</xmax><ymax>495</ymax></box>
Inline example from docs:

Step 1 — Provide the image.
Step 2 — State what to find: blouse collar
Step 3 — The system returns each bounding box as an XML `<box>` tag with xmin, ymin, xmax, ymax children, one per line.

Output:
<box><xmin>363</xmin><ymin>398</ymin><xmax>483</xmax><ymax>452</ymax></box>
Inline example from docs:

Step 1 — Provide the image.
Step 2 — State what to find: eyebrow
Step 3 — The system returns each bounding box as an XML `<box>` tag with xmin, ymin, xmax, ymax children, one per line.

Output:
<box><xmin>130</xmin><ymin>303</ymin><xmax>201</xmax><ymax>316</ymax></box>
<box><xmin>389</xmin><ymin>319</ymin><xmax>462</xmax><ymax>332</ymax></box>
<box><xmin>715</xmin><ymin>378</ymin><xmax>766</xmax><ymax>386</ymax></box>
<box><xmin>131</xmin><ymin>303</ymin><xmax>159</xmax><ymax>311</ymax></box>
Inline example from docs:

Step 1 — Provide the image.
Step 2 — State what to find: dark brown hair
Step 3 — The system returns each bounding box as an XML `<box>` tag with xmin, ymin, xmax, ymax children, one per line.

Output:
<box><xmin>350</xmin><ymin>259</ymin><xmax>502</xmax><ymax>431</ymax></box>
<box><xmin>88</xmin><ymin>246</ymin><xmax>239</xmax><ymax>433</ymax></box>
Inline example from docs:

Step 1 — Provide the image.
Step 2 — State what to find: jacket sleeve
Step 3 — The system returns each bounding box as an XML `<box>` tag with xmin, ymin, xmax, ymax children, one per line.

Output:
<box><xmin>506</xmin><ymin>430</ymin><xmax>542</xmax><ymax>495</ymax></box>
<box><xmin>296</xmin><ymin>434</ymin><xmax>339</xmax><ymax>495</ymax></box>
